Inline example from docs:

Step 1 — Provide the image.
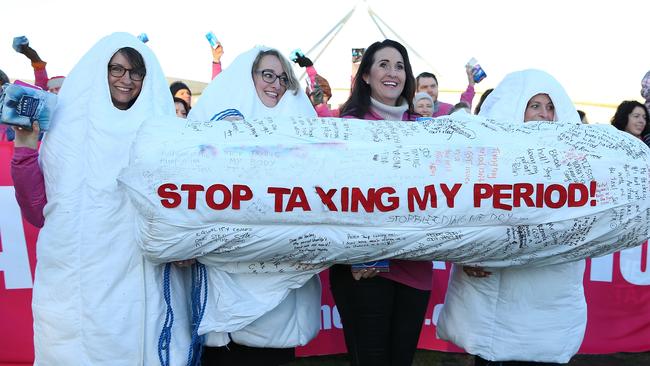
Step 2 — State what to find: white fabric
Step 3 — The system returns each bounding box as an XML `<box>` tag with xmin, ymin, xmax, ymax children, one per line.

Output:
<box><xmin>187</xmin><ymin>46</ymin><xmax>321</xmax><ymax>347</ymax></box>
<box><xmin>34</xmin><ymin>32</ymin><xmax>191</xmax><ymax>366</ymax></box>
<box><xmin>437</xmin><ymin>69</ymin><xmax>587</xmax><ymax>363</ymax></box>
<box><xmin>478</xmin><ymin>68</ymin><xmax>580</xmax><ymax>124</ymax></box>
<box><xmin>120</xmin><ymin>112</ymin><xmax>649</xmax><ymax>357</ymax></box>
<box><xmin>120</xmin><ymin>112</ymin><xmax>649</xmax><ymax>268</ymax></box>
<box><xmin>120</xmin><ymin>64</ymin><xmax>649</xmax><ymax>353</ymax></box>
<box><xmin>369</xmin><ymin>96</ymin><xmax>408</xmax><ymax>121</ymax></box>
<box><xmin>438</xmin><ymin>262</ymin><xmax>586</xmax><ymax>363</ymax></box>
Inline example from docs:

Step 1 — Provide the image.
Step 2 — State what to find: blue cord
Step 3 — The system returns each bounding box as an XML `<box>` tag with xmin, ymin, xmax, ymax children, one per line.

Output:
<box><xmin>158</xmin><ymin>263</ymin><xmax>174</xmax><ymax>366</ymax></box>
<box><xmin>186</xmin><ymin>262</ymin><xmax>208</xmax><ymax>366</ymax></box>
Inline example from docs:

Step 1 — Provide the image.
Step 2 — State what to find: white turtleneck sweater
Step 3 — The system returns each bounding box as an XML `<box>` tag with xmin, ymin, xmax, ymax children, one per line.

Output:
<box><xmin>369</xmin><ymin>96</ymin><xmax>408</xmax><ymax>121</ymax></box>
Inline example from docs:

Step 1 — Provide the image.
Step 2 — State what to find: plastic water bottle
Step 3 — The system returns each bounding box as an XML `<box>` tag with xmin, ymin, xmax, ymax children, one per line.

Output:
<box><xmin>1</xmin><ymin>83</ymin><xmax>57</xmax><ymax>131</ymax></box>
<box><xmin>467</xmin><ymin>57</ymin><xmax>487</xmax><ymax>83</ymax></box>
<box><xmin>205</xmin><ymin>31</ymin><xmax>219</xmax><ymax>49</ymax></box>
<box><xmin>12</xmin><ymin>36</ymin><xmax>29</xmax><ymax>52</ymax></box>
<box><xmin>137</xmin><ymin>33</ymin><xmax>149</xmax><ymax>43</ymax></box>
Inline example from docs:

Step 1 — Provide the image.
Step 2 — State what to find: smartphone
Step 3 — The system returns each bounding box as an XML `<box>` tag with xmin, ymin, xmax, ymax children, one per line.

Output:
<box><xmin>205</xmin><ymin>31</ymin><xmax>219</xmax><ymax>49</ymax></box>
<box><xmin>351</xmin><ymin>48</ymin><xmax>365</xmax><ymax>86</ymax></box>
<box><xmin>137</xmin><ymin>33</ymin><xmax>149</xmax><ymax>43</ymax></box>
<box><xmin>351</xmin><ymin>48</ymin><xmax>365</xmax><ymax>63</ymax></box>
<box><xmin>310</xmin><ymin>87</ymin><xmax>324</xmax><ymax>105</ymax></box>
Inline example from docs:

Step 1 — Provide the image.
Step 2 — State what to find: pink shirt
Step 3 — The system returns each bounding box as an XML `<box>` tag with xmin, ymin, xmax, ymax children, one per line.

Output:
<box><xmin>314</xmin><ymin>104</ymin><xmax>339</xmax><ymax>118</ymax></box>
<box><xmin>11</xmin><ymin>147</ymin><xmax>46</xmax><ymax>228</ymax></box>
<box><xmin>33</xmin><ymin>61</ymin><xmax>49</xmax><ymax>91</ymax></box>
<box><xmin>211</xmin><ymin>62</ymin><xmax>223</xmax><ymax>80</ymax></box>
<box><xmin>431</xmin><ymin>84</ymin><xmax>476</xmax><ymax>117</ymax></box>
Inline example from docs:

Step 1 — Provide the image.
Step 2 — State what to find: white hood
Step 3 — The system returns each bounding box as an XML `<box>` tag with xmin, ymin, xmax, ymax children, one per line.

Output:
<box><xmin>479</xmin><ymin>68</ymin><xmax>580</xmax><ymax>124</ymax></box>
<box><xmin>33</xmin><ymin>32</ymin><xmax>191</xmax><ymax>366</ymax></box>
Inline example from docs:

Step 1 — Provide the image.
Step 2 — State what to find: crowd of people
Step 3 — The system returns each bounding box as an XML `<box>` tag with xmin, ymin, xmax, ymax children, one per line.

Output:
<box><xmin>1</xmin><ymin>32</ymin><xmax>649</xmax><ymax>366</ymax></box>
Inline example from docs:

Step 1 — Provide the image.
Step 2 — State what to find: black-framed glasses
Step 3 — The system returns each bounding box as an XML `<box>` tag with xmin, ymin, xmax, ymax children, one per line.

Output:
<box><xmin>255</xmin><ymin>69</ymin><xmax>289</xmax><ymax>87</ymax></box>
<box><xmin>108</xmin><ymin>64</ymin><xmax>146</xmax><ymax>81</ymax></box>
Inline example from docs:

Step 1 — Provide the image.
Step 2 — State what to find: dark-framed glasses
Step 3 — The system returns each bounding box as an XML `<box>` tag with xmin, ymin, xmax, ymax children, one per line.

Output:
<box><xmin>255</xmin><ymin>69</ymin><xmax>289</xmax><ymax>87</ymax></box>
<box><xmin>108</xmin><ymin>64</ymin><xmax>146</xmax><ymax>81</ymax></box>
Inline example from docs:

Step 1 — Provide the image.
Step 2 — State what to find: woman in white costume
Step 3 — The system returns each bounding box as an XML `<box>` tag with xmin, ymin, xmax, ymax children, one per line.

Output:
<box><xmin>436</xmin><ymin>69</ymin><xmax>586</xmax><ymax>366</ymax></box>
<box><xmin>14</xmin><ymin>33</ymin><xmax>192</xmax><ymax>365</ymax></box>
<box><xmin>188</xmin><ymin>46</ymin><xmax>321</xmax><ymax>366</ymax></box>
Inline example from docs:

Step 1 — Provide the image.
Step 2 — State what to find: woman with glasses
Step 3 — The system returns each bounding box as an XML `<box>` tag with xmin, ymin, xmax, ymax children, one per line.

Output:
<box><xmin>107</xmin><ymin>48</ymin><xmax>147</xmax><ymax>109</ymax></box>
<box><xmin>328</xmin><ymin>39</ymin><xmax>430</xmax><ymax>366</ymax></box>
<box><xmin>188</xmin><ymin>47</ymin><xmax>319</xmax><ymax>366</ymax></box>
<box><xmin>251</xmin><ymin>49</ymin><xmax>298</xmax><ymax>108</ymax></box>
<box><xmin>12</xmin><ymin>44</ymin><xmax>149</xmax><ymax>227</ymax></box>
<box><xmin>10</xmin><ymin>33</ymin><xmax>190</xmax><ymax>365</ymax></box>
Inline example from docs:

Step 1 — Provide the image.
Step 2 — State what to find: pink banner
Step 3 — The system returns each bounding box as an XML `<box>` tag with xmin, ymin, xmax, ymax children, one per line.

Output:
<box><xmin>0</xmin><ymin>141</ymin><xmax>649</xmax><ymax>364</ymax></box>
<box><xmin>0</xmin><ymin>142</ymin><xmax>37</xmax><ymax>365</ymax></box>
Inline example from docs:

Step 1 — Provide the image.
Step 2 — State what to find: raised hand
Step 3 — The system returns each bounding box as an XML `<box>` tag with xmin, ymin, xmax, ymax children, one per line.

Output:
<box><xmin>294</xmin><ymin>54</ymin><xmax>313</xmax><ymax>68</ymax></box>
<box><xmin>12</xmin><ymin>121</ymin><xmax>41</xmax><ymax>149</ymax></box>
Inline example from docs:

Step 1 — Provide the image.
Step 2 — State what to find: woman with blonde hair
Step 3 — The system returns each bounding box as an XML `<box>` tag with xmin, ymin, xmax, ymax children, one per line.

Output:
<box><xmin>189</xmin><ymin>46</ymin><xmax>319</xmax><ymax>366</ymax></box>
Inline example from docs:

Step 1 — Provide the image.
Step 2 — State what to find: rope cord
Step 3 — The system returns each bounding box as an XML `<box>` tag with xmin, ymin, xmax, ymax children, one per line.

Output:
<box><xmin>158</xmin><ymin>263</ymin><xmax>174</xmax><ymax>366</ymax></box>
<box><xmin>186</xmin><ymin>262</ymin><xmax>208</xmax><ymax>366</ymax></box>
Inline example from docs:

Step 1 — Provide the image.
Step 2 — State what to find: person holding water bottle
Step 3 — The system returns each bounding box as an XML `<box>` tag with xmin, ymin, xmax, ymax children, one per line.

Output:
<box><xmin>415</xmin><ymin>58</ymin><xmax>484</xmax><ymax>117</ymax></box>
<box><xmin>206</xmin><ymin>31</ymin><xmax>225</xmax><ymax>80</ymax></box>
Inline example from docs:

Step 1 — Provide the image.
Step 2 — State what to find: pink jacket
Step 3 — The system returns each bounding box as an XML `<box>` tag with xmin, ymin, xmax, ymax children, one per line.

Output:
<box><xmin>341</xmin><ymin>110</ymin><xmax>432</xmax><ymax>291</ymax></box>
<box><xmin>33</xmin><ymin>61</ymin><xmax>49</xmax><ymax>91</ymax></box>
<box><xmin>314</xmin><ymin>103</ymin><xmax>339</xmax><ymax>118</ymax></box>
<box><xmin>432</xmin><ymin>84</ymin><xmax>475</xmax><ymax>117</ymax></box>
<box><xmin>11</xmin><ymin>147</ymin><xmax>46</xmax><ymax>227</ymax></box>
<box><xmin>211</xmin><ymin>62</ymin><xmax>223</xmax><ymax>80</ymax></box>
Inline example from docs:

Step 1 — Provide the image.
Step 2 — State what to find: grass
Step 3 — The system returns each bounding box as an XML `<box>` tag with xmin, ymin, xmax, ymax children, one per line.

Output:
<box><xmin>286</xmin><ymin>350</ymin><xmax>650</xmax><ymax>366</ymax></box>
